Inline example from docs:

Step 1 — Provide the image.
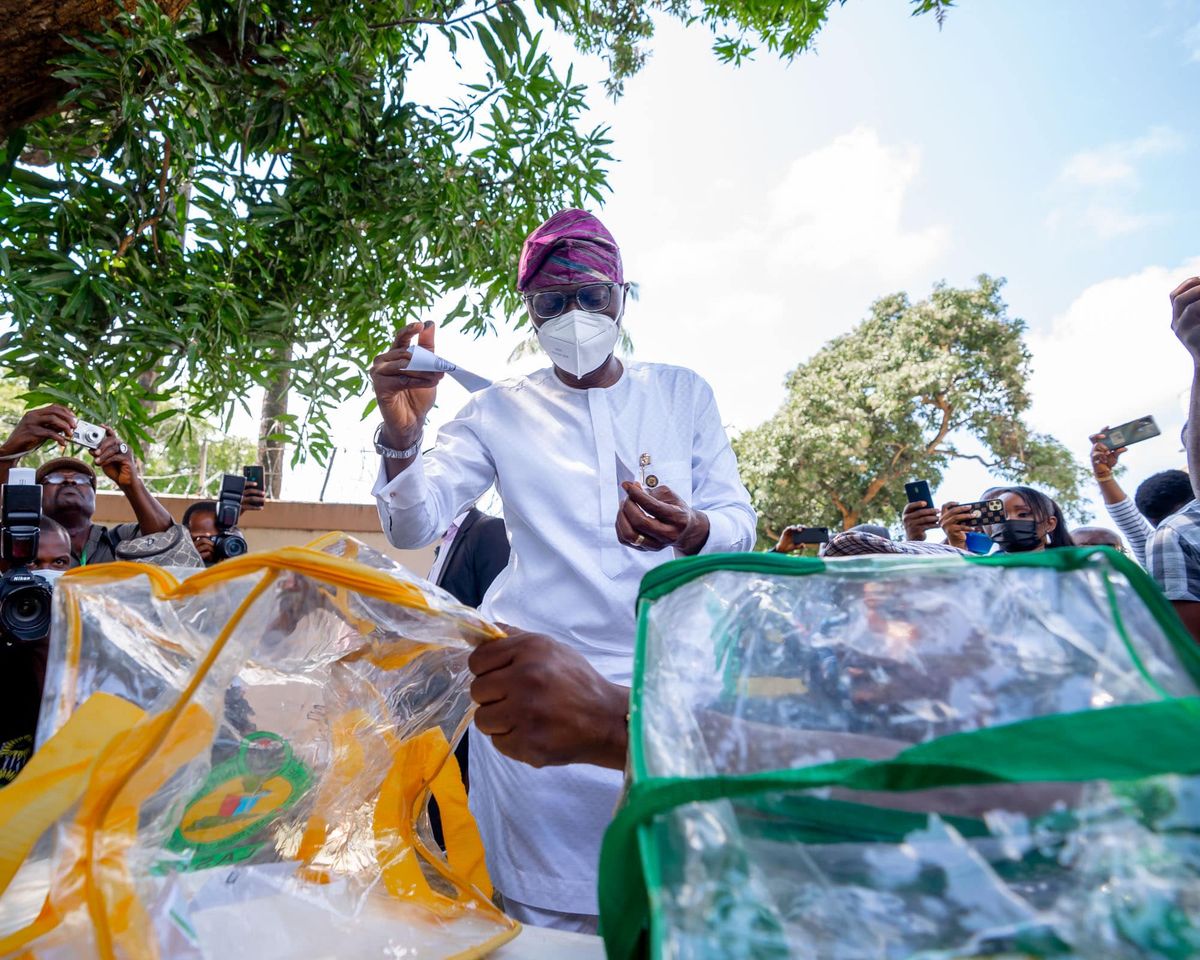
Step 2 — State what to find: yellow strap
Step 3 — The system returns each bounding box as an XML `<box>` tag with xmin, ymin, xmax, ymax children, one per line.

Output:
<box><xmin>429</xmin><ymin>744</ymin><xmax>491</xmax><ymax>897</ymax></box>
<box><xmin>94</xmin><ymin>703</ymin><xmax>214</xmax><ymax>960</ymax></box>
<box><xmin>0</xmin><ymin>693</ymin><xmax>145</xmax><ymax>897</ymax></box>
<box><xmin>295</xmin><ymin>709</ymin><xmax>375</xmax><ymax>880</ymax></box>
<box><xmin>374</xmin><ymin>728</ymin><xmax>501</xmax><ymax>920</ymax></box>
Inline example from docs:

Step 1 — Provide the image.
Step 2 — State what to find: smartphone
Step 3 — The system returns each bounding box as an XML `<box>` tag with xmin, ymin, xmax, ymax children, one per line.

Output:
<box><xmin>957</xmin><ymin>498</ymin><xmax>1005</xmax><ymax>528</ymax></box>
<box><xmin>791</xmin><ymin>527</ymin><xmax>830</xmax><ymax>546</ymax></box>
<box><xmin>1097</xmin><ymin>416</ymin><xmax>1161</xmax><ymax>450</ymax></box>
<box><xmin>904</xmin><ymin>480</ymin><xmax>935</xmax><ymax>510</ymax></box>
<box><xmin>242</xmin><ymin>465</ymin><xmax>265</xmax><ymax>490</ymax></box>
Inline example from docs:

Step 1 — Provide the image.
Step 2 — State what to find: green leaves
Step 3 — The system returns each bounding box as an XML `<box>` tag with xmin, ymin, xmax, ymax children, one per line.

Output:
<box><xmin>0</xmin><ymin>0</ymin><xmax>953</xmax><ymax>470</ymax></box>
<box><xmin>735</xmin><ymin>276</ymin><xmax>1086</xmax><ymax>543</ymax></box>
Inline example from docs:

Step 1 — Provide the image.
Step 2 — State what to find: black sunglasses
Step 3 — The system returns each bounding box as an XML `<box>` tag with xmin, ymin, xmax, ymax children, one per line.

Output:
<box><xmin>523</xmin><ymin>282</ymin><xmax>619</xmax><ymax>320</ymax></box>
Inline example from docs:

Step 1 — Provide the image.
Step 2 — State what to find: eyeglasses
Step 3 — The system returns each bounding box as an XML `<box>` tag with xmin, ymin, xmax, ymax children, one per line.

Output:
<box><xmin>42</xmin><ymin>473</ymin><xmax>92</xmax><ymax>486</ymax></box>
<box><xmin>523</xmin><ymin>283</ymin><xmax>618</xmax><ymax>320</ymax></box>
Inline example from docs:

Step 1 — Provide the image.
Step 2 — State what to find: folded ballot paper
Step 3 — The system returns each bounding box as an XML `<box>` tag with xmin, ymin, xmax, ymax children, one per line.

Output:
<box><xmin>408</xmin><ymin>345</ymin><xmax>492</xmax><ymax>393</ymax></box>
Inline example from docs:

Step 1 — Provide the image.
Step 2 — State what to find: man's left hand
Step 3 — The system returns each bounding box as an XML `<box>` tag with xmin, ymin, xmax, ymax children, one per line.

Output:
<box><xmin>616</xmin><ymin>481</ymin><xmax>710</xmax><ymax>556</ymax></box>
<box><xmin>92</xmin><ymin>426</ymin><xmax>138</xmax><ymax>488</ymax></box>
<box><xmin>468</xmin><ymin>627</ymin><xmax>629</xmax><ymax>770</ymax></box>
<box><xmin>243</xmin><ymin>482</ymin><xmax>267</xmax><ymax>511</ymax></box>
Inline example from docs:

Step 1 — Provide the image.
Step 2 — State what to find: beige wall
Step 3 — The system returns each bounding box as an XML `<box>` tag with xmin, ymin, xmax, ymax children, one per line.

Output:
<box><xmin>93</xmin><ymin>493</ymin><xmax>437</xmax><ymax>577</ymax></box>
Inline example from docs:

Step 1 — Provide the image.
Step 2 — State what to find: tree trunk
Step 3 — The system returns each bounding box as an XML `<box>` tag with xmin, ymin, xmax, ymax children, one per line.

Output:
<box><xmin>258</xmin><ymin>346</ymin><xmax>292</xmax><ymax>499</ymax></box>
<box><xmin>0</xmin><ymin>0</ymin><xmax>193</xmax><ymax>140</ymax></box>
<box><xmin>195</xmin><ymin>437</ymin><xmax>208</xmax><ymax>496</ymax></box>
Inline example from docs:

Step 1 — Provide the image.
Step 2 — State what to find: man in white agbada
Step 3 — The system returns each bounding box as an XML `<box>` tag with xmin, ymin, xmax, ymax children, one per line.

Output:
<box><xmin>370</xmin><ymin>209</ymin><xmax>756</xmax><ymax>932</ymax></box>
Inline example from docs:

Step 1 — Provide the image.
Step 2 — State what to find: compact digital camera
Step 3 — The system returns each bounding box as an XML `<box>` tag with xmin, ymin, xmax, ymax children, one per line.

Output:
<box><xmin>0</xmin><ymin>469</ymin><xmax>54</xmax><ymax>645</ymax></box>
<box><xmin>211</xmin><ymin>474</ymin><xmax>248</xmax><ymax>562</ymax></box>
<box><xmin>71</xmin><ymin>420</ymin><xmax>106</xmax><ymax>450</ymax></box>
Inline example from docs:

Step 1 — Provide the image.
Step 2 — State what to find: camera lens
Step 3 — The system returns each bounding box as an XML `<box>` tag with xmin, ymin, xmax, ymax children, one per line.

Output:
<box><xmin>0</xmin><ymin>579</ymin><xmax>53</xmax><ymax>644</ymax></box>
<box><xmin>222</xmin><ymin>534</ymin><xmax>248</xmax><ymax>558</ymax></box>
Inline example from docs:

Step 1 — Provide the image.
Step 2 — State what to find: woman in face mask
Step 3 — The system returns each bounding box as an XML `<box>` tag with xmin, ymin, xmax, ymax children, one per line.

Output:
<box><xmin>940</xmin><ymin>485</ymin><xmax>1075</xmax><ymax>554</ymax></box>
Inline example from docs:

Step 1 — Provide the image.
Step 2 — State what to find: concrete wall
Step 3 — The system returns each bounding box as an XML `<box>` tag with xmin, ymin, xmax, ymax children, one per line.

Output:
<box><xmin>93</xmin><ymin>493</ymin><xmax>437</xmax><ymax>577</ymax></box>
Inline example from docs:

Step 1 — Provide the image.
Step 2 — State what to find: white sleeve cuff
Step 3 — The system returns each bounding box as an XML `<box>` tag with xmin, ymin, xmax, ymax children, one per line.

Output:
<box><xmin>371</xmin><ymin>455</ymin><xmax>428</xmax><ymax>510</ymax></box>
<box><xmin>695</xmin><ymin>507</ymin><xmax>750</xmax><ymax>556</ymax></box>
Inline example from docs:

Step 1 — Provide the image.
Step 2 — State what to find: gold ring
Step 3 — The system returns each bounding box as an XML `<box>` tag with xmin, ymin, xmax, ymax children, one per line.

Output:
<box><xmin>633</xmin><ymin>534</ymin><xmax>646</xmax><ymax>547</ymax></box>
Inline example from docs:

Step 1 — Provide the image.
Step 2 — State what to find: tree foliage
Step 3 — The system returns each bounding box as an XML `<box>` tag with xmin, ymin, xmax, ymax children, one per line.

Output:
<box><xmin>734</xmin><ymin>276</ymin><xmax>1086</xmax><ymax>542</ymax></box>
<box><xmin>0</xmin><ymin>0</ymin><xmax>955</xmax><ymax>474</ymax></box>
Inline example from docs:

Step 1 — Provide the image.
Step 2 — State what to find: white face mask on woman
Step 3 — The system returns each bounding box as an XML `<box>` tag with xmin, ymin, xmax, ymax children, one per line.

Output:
<box><xmin>535</xmin><ymin>309</ymin><xmax>620</xmax><ymax>378</ymax></box>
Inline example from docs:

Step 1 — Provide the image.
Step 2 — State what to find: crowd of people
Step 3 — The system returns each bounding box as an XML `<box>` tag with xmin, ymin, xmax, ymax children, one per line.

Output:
<box><xmin>2</xmin><ymin>208</ymin><xmax>1199</xmax><ymax>938</ymax></box>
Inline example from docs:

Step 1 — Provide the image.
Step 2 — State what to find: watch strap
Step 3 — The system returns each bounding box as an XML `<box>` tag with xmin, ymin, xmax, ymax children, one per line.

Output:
<box><xmin>374</xmin><ymin>425</ymin><xmax>423</xmax><ymax>460</ymax></box>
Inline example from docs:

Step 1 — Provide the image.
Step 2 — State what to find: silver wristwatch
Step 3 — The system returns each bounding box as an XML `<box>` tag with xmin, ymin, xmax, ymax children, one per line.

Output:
<box><xmin>374</xmin><ymin>424</ymin><xmax>423</xmax><ymax>460</ymax></box>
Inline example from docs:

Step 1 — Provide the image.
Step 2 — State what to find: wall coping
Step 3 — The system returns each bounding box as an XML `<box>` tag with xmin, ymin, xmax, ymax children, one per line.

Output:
<box><xmin>93</xmin><ymin>492</ymin><xmax>382</xmax><ymax>534</ymax></box>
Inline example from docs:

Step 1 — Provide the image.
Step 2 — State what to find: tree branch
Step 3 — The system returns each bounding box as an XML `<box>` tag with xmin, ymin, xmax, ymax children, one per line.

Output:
<box><xmin>942</xmin><ymin>448</ymin><xmax>1004</xmax><ymax>471</ymax></box>
<box><xmin>830</xmin><ymin>492</ymin><xmax>850</xmax><ymax>525</ymax></box>
<box><xmin>923</xmin><ymin>395</ymin><xmax>954</xmax><ymax>455</ymax></box>
<box><xmin>115</xmin><ymin>216</ymin><xmax>161</xmax><ymax>257</ymax></box>
<box><xmin>860</xmin><ymin>442</ymin><xmax>909</xmax><ymax>508</ymax></box>
<box><xmin>369</xmin><ymin>0</ymin><xmax>513</xmax><ymax>30</ymax></box>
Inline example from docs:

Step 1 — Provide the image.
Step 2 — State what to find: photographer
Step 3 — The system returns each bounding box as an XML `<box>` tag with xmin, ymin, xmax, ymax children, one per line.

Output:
<box><xmin>183</xmin><ymin>475</ymin><xmax>254</xmax><ymax>566</ymax></box>
<box><xmin>184</xmin><ymin>503</ymin><xmax>246</xmax><ymax>566</ymax></box>
<box><xmin>0</xmin><ymin>405</ymin><xmax>174</xmax><ymax>566</ymax></box>
<box><xmin>0</xmin><ymin>474</ymin><xmax>58</xmax><ymax>786</ymax></box>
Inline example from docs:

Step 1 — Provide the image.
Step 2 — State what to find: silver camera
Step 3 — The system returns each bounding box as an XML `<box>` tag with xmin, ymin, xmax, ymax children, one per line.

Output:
<box><xmin>71</xmin><ymin>420</ymin><xmax>105</xmax><ymax>450</ymax></box>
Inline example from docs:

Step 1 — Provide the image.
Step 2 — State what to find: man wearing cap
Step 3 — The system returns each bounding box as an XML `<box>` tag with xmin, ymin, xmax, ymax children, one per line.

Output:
<box><xmin>370</xmin><ymin>210</ymin><xmax>756</xmax><ymax>931</ymax></box>
<box><xmin>0</xmin><ymin>405</ymin><xmax>173</xmax><ymax>566</ymax></box>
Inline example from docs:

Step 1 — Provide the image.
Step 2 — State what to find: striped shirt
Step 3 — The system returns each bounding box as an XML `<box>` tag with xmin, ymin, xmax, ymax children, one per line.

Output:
<box><xmin>1104</xmin><ymin>497</ymin><xmax>1154</xmax><ymax>567</ymax></box>
<box><xmin>1147</xmin><ymin>500</ymin><xmax>1200</xmax><ymax>601</ymax></box>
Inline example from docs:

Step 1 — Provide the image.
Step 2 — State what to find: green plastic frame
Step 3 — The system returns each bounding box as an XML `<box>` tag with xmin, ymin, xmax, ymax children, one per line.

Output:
<box><xmin>599</xmin><ymin>547</ymin><xmax>1200</xmax><ymax>960</ymax></box>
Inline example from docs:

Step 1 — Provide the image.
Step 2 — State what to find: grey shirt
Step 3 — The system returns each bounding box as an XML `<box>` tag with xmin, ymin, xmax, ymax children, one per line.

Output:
<box><xmin>73</xmin><ymin>522</ymin><xmax>143</xmax><ymax>567</ymax></box>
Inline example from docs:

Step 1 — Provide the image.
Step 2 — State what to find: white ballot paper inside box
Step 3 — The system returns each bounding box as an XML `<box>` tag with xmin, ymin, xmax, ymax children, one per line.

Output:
<box><xmin>408</xmin><ymin>344</ymin><xmax>492</xmax><ymax>393</ymax></box>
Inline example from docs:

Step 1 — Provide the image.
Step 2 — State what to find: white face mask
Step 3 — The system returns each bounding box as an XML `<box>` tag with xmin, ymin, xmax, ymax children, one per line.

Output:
<box><xmin>535</xmin><ymin>309</ymin><xmax>620</xmax><ymax>378</ymax></box>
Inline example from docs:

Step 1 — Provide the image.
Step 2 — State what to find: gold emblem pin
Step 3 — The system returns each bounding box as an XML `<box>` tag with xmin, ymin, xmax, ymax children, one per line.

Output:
<box><xmin>639</xmin><ymin>453</ymin><xmax>653</xmax><ymax>487</ymax></box>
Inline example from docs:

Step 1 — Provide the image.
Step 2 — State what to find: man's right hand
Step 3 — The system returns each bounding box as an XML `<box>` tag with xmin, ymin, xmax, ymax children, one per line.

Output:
<box><xmin>0</xmin><ymin>404</ymin><xmax>76</xmax><ymax>459</ymax></box>
<box><xmin>193</xmin><ymin>537</ymin><xmax>215</xmax><ymax>565</ymax></box>
<box><xmin>1088</xmin><ymin>430</ymin><xmax>1125</xmax><ymax>480</ymax></box>
<box><xmin>901</xmin><ymin>500</ymin><xmax>939</xmax><ymax>541</ymax></box>
<box><xmin>1171</xmin><ymin>277</ymin><xmax>1200</xmax><ymax>360</ymax></box>
<box><xmin>370</xmin><ymin>321</ymin><xmax>444</xmax><ymax>447</ymax></box>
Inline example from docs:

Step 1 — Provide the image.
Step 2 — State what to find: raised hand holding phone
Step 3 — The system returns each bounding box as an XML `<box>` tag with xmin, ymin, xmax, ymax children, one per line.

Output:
<box><xmin>902</xmin><ymin>480</ymin><xmax>939</xmax><ymax>541</ymax></box>
<box><xmin>242</xmin><ymin>465</ymin><xmax>267</xmax><ymax>511</ymax></box>
<box><xmin>1094</xmin><ymin>416</ymin><xmax>1160</xmax><ymax>451</ymax></box>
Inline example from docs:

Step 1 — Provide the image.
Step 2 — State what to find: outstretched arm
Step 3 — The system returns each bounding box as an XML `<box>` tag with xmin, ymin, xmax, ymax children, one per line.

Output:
<box><xmin>1171</xmin><ymin>278</ymin><xmax>1200</xmax><ymax>500</ymax></box>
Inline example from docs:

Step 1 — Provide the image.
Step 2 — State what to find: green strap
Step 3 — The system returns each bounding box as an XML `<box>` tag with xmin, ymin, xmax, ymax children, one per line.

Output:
<box><xmin>599</xmin><ymin>697</ymin><xmax>1200</xmax><ymax>960</ymax></box>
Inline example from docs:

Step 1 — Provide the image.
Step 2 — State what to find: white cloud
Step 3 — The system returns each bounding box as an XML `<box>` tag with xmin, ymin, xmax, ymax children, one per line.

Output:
<box><xmin>767</xmin><ymin>127</ymin><xmax>949</xmax><ymax>279</ymax></box>
<box><xmin>1059</xmin><ymin>125</ymin><xmax>1183</xmax><ymax>188</ymax></box>
<box><xmin>1048</xmin><ymin>126</ymin><xmax>1184</xmax><ymax>241</ymax></box>
<box><xmin>622</xmin><ymin>126</ymin><xmax>949</xmax><ymax>431</ymax></box>
<box><xmin>1186</xmin><ymin>21</ymin><xmax>1200</xmax><ymax>61</ymax></box>
<box><xmin>1083</xmin><ymin>204</ymin><xmax>1168</xmax><ymax>240</ymax></box>
<box><xmin>1025</xmin><ymin>257</ymin><xmax>1200</xmax><ymax>520</ymax></box>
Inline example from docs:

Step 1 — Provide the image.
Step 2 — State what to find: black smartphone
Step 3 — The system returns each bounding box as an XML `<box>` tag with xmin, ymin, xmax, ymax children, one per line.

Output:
<box><xmin>242</xmin><ymin>465</ymin><xmax>265</xmax><ymax>490</ymax></box>
<box><xmin>904</xmin><ymin>480</ymin><xmax>935</xmax><ymax>509</ymax></box>
<box><xmin>957</xmin><ymin>498</ymin><xmax>1005</xmax><ymax>527</ymax></box>
<box><xmin>1097</xmin><ymin>416</ymin><xmax>1161</xmax><ymax>450</ymax></box>
<box><xmin>791</xmin><ymin>527</ymin><xmax>830</xmax><ymax>546</ymax></box>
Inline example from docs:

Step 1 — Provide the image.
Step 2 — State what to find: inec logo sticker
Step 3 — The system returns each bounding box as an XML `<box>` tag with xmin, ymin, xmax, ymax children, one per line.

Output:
<box><xmin>166</xmin><ymin>731</ymin><xmax>311</xmax><ymax>871</ymax></box>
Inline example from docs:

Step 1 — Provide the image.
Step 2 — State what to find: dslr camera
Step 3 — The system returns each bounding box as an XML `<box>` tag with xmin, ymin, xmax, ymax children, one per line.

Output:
<box><xmin>211</xmin><ymin>474</ymin><xmax>249</xmax><ymax>562</ymax></box>
<box><xmin>0</xmin><ymin>470</ymin><xmax>54</xmax><ymax>645</ymax></box>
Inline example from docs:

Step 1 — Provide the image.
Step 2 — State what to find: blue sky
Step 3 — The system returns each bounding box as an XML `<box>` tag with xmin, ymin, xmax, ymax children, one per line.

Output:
<box><xmin>277</xmin><ymin>0</ymin><xmax>1200</xmax><ymax>528</ymax></box>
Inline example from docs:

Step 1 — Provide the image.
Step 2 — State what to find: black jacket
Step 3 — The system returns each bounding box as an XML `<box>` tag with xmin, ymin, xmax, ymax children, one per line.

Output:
<box><xmin>434</xmin><ymin>508</ymin><xmax>510</xmax><ymax>609</ymax></box>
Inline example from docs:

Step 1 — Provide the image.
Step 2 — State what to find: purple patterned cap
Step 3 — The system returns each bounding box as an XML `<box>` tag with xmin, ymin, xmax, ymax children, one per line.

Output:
<box><xmin>517</xmin><ymin>209</ymin><xmax>624</xmax><ymax>291</ymax></box>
